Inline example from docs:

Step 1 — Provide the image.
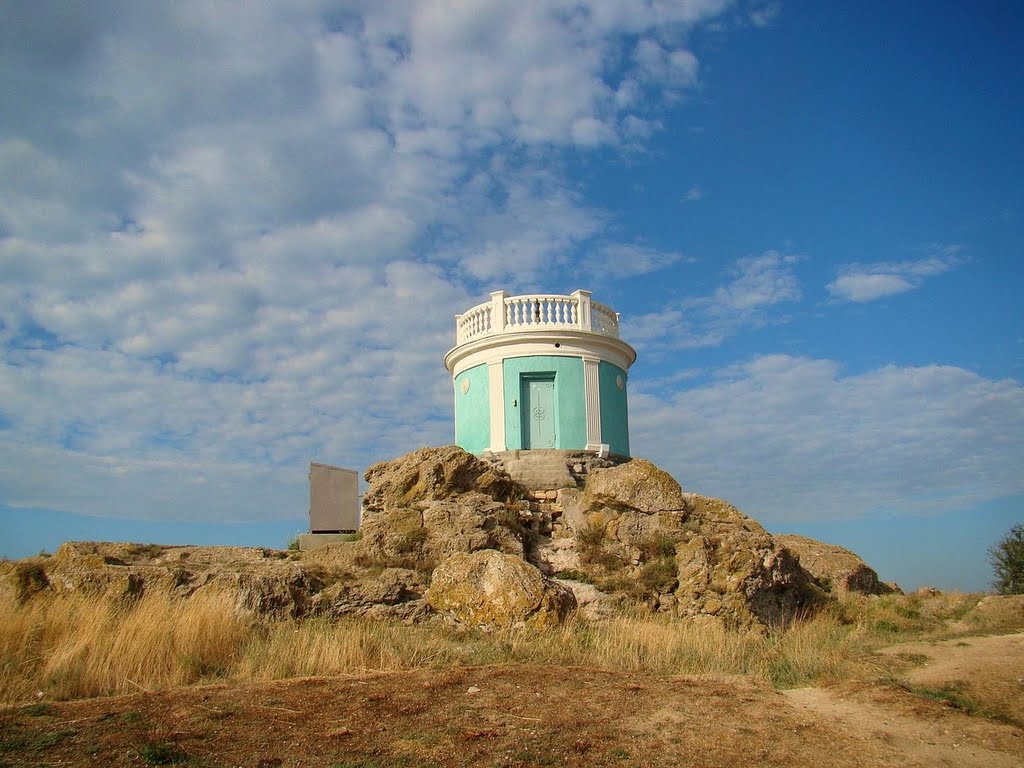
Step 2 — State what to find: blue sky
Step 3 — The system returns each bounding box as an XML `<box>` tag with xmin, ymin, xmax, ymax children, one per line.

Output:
<box><xmin>1</xmin><ymin>1</ymin><xmax>1021</xmax><ymax>592</ymax></box>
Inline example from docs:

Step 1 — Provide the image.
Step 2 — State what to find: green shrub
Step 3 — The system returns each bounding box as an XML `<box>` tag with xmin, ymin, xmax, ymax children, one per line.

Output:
<box><xmin>137</xmin><ymin>741</ymin><xmax>188</xmax><ymax>765</ymax></box>
<box><xmin>639</xmin><ymin>558</ymin><xmax>678</xmax><ymax>595</ymax></box>
<box><xmin>990</xmin><ymin>524</ymin><xmax>1024</xmax><ymax>595</ymax></box>
<box><xmin>637</xmin><ymin>534</ymin><xmax>678</xmax><ymax>562</ymax></box>
<box><xmin>577</xmin><ymin>521</ymin><xmax>606</xmax><ymax>549</ymax></box>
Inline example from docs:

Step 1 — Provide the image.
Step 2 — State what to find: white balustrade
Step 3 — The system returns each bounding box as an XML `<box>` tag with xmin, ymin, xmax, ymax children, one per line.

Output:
<box><xmin>454</xmin><ymin>291</ymin><xmax>620</xmax><ymax>345</ymax></box>
<box><xmin>590</xmin><ymin>301</ymin><xmax>620</xmax><ymax>336</ymax></box>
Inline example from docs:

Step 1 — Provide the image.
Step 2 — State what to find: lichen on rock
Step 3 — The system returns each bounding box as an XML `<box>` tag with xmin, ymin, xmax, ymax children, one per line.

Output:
<box><xmin>362</xmin><ymin>445</ymin><xmax>520</xmax><ymax>513</ymax></box>
<box><xmin>582</xmin><ymin>458</ymin><xmax>688</xmax><ymax>515</ymax></box>
<box><xmin>775</xmin><ymin>534</ymin><xmax>898</xmax><ymax>596</ymax></box>
<box><xmin>565</xmin><ymin>462</ymin><xmax>824</xmax><ymax>628</ymax></box>
<box><xmin>426</xmin><ymin>550</ymin><xmax>576</xmax><ymax>628</ymax></box>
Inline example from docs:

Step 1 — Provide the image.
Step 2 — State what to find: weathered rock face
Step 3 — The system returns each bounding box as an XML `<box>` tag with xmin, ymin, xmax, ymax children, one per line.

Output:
<box><xmin>345</xmin><ymin>493</ymin><xmax>527</xmax><ymax>571</ymax></box>
<box><xmin>672</xmin><ymin>521</ymin><xmax>820</xmax><ymax>627</ymax></box>
<box><xmin>582</xmin><ymin>459</ymin><xmax>688</xmax><ymax>514</ymax></box>
<box><xmin>775</xmin><ymin>534</ymin><xmax>897</xmax><ymax>596</ymax></box>
<box><xmin>308</xmin><ymin>567</ymin><xmax>432</xmax><ymax>622</ymax></box>
<box><xmin>426</xmin><ymin>550</ymin><xmax>576</xmax><ymax>628</ymax></box>
<box><xmin>6</xmin><ymin>541</ymin><xmax>329</xmax><ymax>618</ymax></box>
<box><xmin>557</xmin><ymin>460</ymin><xmax>823</xmax><ymax>628</ymax></box>
<box><xmin>362</xmin><ymin>446</ymin><xmax>519</xmax><ymax>513</ymax></box>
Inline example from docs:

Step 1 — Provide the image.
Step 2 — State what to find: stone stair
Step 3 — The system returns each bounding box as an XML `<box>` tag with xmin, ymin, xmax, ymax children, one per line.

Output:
<box><xmin>480</xmin><ymin>449</ymin><xmax>626</xmax><ymax>539</ymax></box>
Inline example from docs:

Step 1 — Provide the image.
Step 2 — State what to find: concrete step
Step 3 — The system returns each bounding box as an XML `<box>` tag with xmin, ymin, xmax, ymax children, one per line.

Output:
<box><xmin>498</xmin><ymin>453</ymin><xmax>577</xmax><ymax>491</ymax></box>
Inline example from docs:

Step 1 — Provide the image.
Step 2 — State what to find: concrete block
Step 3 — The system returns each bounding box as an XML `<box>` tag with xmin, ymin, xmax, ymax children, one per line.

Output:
<box><xmin>298</xmin><ymin>533</ymin><xmax>356</xmax><ymax>551</ymax></box>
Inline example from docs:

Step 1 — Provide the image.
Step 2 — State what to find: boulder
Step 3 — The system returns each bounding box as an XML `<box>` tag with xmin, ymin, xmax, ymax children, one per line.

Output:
<box><xmin>426</xmin><ymin>550</ymin><xmax>576</xmax><ymax>628</ymax></box>
<box><xmin>362</xmin><ymin>445</ymin><xmax>520</xmax><ymax>513</ymax></box>
<box><xmin>775</xmin><ymin>534</ymin><xmax>896</xmax><ymax>595</ymax></box>
<box><xmin>682</xmin><ymin>493</ymin><xmax>765</xmax><ymax>533</ymax></box>
<box><xmin>553</xmin><ymin>578</ymin><xmax>617</xmax><ymax>622</ymax></box>
<box><xmin>583</xmin><ymin>459</ymin><xmax>688</xmax><ymax>514</ymax></box>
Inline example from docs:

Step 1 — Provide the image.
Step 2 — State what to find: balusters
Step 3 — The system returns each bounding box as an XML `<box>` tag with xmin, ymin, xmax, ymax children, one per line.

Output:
<box><xmin>467</xmin><ymin>294</ymin><xmax>618</xmax><ymax>337</ymax></box>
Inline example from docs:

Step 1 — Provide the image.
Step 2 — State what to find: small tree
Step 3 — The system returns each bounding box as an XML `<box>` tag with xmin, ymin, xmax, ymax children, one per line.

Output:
<box><xmin>989</xmin><ymin>524</ymin><xmax>1024</xmax><ymax>595</ymax></box>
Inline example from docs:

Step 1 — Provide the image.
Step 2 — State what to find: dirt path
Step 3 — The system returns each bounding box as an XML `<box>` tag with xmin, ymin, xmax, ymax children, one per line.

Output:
<box><xmin>783</xmin><ymin>631</ymin><xmax>1024</xmax><ymax>768</ymax></box>
<box><xmin>3</xmin><ymin>635</ymin><xmax>1024</xmax><ymax>767</ymax></box>
<box><xmin>883</xmin><ymin>631</ymin><xmax>1024</xmax><ymax>721</ymax></box>
<box><xmin>784</xmin><ymin>684</ymin><xmax>1022</xmax><ymax>768</ymax></box>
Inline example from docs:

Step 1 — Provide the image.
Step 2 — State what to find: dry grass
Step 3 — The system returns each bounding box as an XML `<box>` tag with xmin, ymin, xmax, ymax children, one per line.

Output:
<box><xmin>0</xmin><ymin>589</ymin><xmax>250</xmax><ymax>701</ymax></box>
<box><xmin>2</xmin><ymin>587</ymin><xmax>1020</xmax><ymax>705</ymax></box>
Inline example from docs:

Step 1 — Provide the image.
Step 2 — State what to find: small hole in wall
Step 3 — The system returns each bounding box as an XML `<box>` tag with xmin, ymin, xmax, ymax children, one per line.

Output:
<box><xmin>554</xmin><ymin>343</ymin><xmax>561</xmax><ymax>348</ymax></box>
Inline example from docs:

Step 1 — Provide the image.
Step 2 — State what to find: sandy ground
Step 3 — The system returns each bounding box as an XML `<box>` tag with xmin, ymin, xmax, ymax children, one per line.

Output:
<box><xmin>2</xmin><ymin>634</ymin><xmax>1023</xmax><ymax>767</ymax></box>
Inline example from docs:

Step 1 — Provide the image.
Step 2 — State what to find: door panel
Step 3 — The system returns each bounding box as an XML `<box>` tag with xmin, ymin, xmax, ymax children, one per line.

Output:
<box><xmin>523</xmin><ymin>377</ymin><xmax>556</xmax><ymax>448</ymax></box>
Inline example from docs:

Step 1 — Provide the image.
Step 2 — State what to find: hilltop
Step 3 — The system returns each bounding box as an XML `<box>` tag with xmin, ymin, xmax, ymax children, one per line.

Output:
<box><xmin>2</xmin><ymin>447</ymin><xmax>1023</xmax><ymax>767</ymax></box>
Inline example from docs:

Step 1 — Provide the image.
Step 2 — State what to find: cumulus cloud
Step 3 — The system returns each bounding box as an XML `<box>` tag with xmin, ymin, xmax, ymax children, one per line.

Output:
<box><xmin>632</xmin><ymin>355</ymin><xmax>1024</xmax><ymax>523</ymax></box>
<box><xmin>590</xmin><ymin>243</ymin><xmax>692</xmax><ymax>279</ymax></box>
<box><xmin>0</xmin><ymin>1</ymin><xmax>731</xmax><ymax>521</ymax></box>
<box><xmin>826</xmin><ymin>249</ymin><xmax>963</xmax><ymax>303</ymax></box>
<box><xmin>624</xmin><ymin>251</ymin><xmax>802</xmax><ymax>350</ymax></box>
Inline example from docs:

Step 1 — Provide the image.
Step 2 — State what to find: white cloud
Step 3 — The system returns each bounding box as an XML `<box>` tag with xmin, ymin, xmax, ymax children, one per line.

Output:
<box><xmin>623</xmin><ymin>251</ymin><xmax>803</xmax><ymax>350</ymax></box>
<box><xmin>591</xmin><ymin>243</ymin><xmax>691</xmax><ymax>278</ymax></box>
<box><xmin>714</xmin><ymin>252</ymin><xmax>802</xmax><ymax>310</ymax></box>
<box><xmin>827</xmin><ymin>249</ymin><xmax>963</xmax><ymax>303</ymax></box>
<box><xmin>827</xmin><ymin>273</ymin><xmax>914</xmax><ymax>303</ymax></box>
<box><xmin>0</xmin><ymin>1</ymin><xmax>735</xmax><ymax>522</ymax></box>
<box><xmin>632</xmin><ymin>355</ymin><xmax>1024</xmax><ymax>523</ymax></box>
<box><xmin>682</xmin><ymin>185</ymin><xmax>703</xmax><ymax>202</ymax></box>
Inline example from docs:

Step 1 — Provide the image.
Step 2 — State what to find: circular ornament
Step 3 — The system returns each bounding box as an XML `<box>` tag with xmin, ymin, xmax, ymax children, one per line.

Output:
<box><xmin>616</xmin><ymin>374</ymin><xmax>625</xmax><ymax>391</ymax></box>
<box><xmin>461</xmin><ymin>378</ymin><xmax>470</xmax><ymax>394</ymax></box>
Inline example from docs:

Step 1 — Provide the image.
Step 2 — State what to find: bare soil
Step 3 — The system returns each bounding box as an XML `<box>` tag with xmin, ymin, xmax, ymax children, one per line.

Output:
<box><xmin>3</xmin><ymin>635</ymin><xmax>1023</xmax><ymax>768</ymax></box>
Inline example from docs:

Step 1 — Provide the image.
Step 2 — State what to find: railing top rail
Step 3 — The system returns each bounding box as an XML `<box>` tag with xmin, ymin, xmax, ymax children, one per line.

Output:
<box><xmin>503</xmin><ymin>293</ymin><xmax>576</xmax><ymax>302</ymax></box>
<box><xmin>454</xmin><ymin>291</ymin><xmax>620</xmax><ymax>345</ymax></box>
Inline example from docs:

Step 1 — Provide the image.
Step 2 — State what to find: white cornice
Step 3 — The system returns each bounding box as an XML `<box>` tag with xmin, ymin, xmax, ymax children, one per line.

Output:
<box><xmin>445</xmin><ymin>329</ymin><xmax>637</xmax><ymax>377</ymax></box>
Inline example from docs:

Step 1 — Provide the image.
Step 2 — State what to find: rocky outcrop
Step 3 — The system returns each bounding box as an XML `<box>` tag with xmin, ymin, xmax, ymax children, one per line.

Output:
<box><xmin>308</xmin><ymin>567</ymin><xmax>432</xmax><ymax>622</ymax></box>
<box><xmin>775</xmin><ymin>534</ymin><xmax>897</xmax><ymax>595</ymax></box>
<box><xmin>426</xmin><ymin>550</ymin><xmax>576</xmax><ymax>628</ymax></box>
<box><xmin>342</xmin><ymin>494</ymin><xmax>527</xmax><ymax>571</ymax></box>
<box><xmin>8</xmin><ymin>541</ymin><xmax>329</xmax><ymax>618</ymax></box>
<box><xmin>362</xmin><ymin>445</ymin><xmax>520</xmax><ymax>513</ymax></box>
<box><xmin>583</xmin><ymin>459</ymin><xmax>688</xmax><ymax>514</ymax></box>
<box><xmin>3</xmin><ymin>447</ymin><xmax>877</xmax><ymax>631</ymax></box>
<box><xmin>671</xmin><ymin>521</ymin><xmax>820</xmax><ymax>627</ymax></box>
<box><xmin>556</xmin><ymin>460</ymin><xmax>823</xmax><ymax>628</ymax></box>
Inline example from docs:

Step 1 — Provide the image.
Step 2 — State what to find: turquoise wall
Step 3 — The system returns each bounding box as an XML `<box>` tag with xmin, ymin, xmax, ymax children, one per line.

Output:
<box><xmin>454</xmin><ymin>363</ymin><xmax>490</xmax><ymax>454</ymax></box>
<box><xmin>599</xmin><ymin>361</ymin><xmax>630</xmax><ymax>456</ymax></box>
<box><xmin>503</xmin><ymin>356</ymin><xmax>587</xmax><ymax>450</ymax></box>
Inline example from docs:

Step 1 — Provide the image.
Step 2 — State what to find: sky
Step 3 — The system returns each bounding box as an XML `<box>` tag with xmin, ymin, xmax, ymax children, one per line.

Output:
<box><xmin>1</xmin><ymin>1</ymin><xmax>1022</xmax><ymax>592</ymax></box>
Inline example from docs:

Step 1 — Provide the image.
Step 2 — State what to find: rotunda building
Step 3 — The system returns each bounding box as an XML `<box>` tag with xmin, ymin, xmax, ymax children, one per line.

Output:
<box><xmin>444</xmin><ymin>290</ymin><xmax>636</xmax><ymax>457</ymax></box>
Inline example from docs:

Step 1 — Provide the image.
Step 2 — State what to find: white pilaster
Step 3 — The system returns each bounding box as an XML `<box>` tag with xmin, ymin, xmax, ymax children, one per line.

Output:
<box><xmin>583</xmin><ymin>356</ymin><xmax>602</xmax><ymax>451</ymax></box>
<box><xmin>572</xmin><ymin>289</ymin><xmax>592</xmax><ymax>331</ymax></box>
<box><xmin>489</xmin><ymin>290</ymin><xmax>508</xmax><ymax>333</ymax></box>
<box><xmin>488</xmin><ymin>360</ymin><xmax>506</xmax><ymax>452</ymax></box>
